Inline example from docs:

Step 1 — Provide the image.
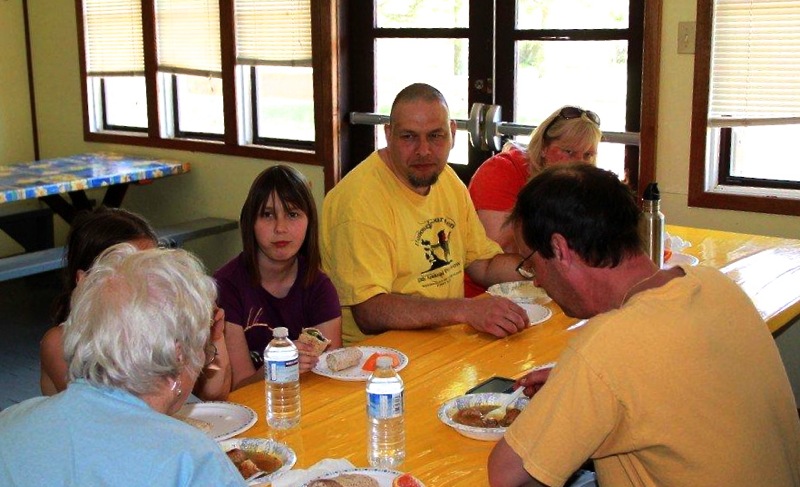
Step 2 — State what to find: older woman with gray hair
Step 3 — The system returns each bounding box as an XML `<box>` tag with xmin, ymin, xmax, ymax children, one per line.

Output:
<box><xmin>0</xmin><ymin>244</ymin><xmax>245</xmax><ymax>486</ymax></box>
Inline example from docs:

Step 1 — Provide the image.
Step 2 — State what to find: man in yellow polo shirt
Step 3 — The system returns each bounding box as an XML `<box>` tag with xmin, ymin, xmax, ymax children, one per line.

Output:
<box><xmin>321</xmin><ymin>83</ymin><xmax>529</xmax><ymax>345</ymax></box>
<box><xmin>489</xmin><ymin>164</ymin><xmax>800</xmax><ymax>486</ymax></box>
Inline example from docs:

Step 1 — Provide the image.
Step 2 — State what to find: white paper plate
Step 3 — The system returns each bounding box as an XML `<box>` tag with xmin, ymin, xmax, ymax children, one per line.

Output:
<box><xmin>438</xmin><ymin>392</ymin><xmax>530</xmax><ymax>441</ymax></box>
<box><xmin>174</xmin><ymin>401</ymin><xmax>257</xmax><ymax>441</ymax></box>
<box><xmin>312</xmin><ymin>346</ymin><xmax>408</xmax><ymax>381</ymax></box>
<box><xmin>219</xmin><ymin>438</ymin><xmax>297</xmax><ymax>486</ymax></box>
<box><xmin>518</xmin><ymin>303</ymin><xmax>553</xmax><ymax>325</ymax></box>
<box><xmin>663</xmin><ymin>252</ymin><xmax>699</xmax><ymax>269</ymax></box>
<box><xmin>301</xmin><ymin>468</ymin><xmax>425</xmax><ymax>487</ymax></box>
<box><xmin>487</xmin><ymin>280</ymin><xmax>551</xmax><ymax>304</ymax></box>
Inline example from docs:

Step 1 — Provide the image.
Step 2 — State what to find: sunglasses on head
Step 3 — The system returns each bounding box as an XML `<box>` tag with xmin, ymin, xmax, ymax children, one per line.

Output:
<box><xmin>542</xmin><ymin>106</ymin><xmax>601</xmax><ymax>138</ymax></box>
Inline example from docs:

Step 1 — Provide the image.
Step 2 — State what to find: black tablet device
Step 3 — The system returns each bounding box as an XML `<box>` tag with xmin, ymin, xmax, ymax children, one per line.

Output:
<box><xmin>466</xmin><ymin>376</ymin><xmax>516</xmax><ymax>395</ymax></box>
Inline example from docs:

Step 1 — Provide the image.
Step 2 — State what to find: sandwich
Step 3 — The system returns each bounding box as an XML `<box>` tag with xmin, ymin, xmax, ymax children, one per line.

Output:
<box><xmin>325</xmin><ymin>348</ymin><xmax>364</xmax><ymax>372</ymax></box>
<box><xmin>298</xmin><ymin>327</ymin><xmax>331</xmax><ymax>355</ymax></box>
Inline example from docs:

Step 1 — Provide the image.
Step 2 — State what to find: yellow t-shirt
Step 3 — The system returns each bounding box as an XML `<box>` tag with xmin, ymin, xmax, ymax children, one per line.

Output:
<box><xmin>504</xmin><ymin>265</ymin><xmax>800</xmax><ymax>486</ymax></box>
<box><xmin>321</xmin><ymin>151</ymin><xmax>501</xmax><ymax>344</ymax></box>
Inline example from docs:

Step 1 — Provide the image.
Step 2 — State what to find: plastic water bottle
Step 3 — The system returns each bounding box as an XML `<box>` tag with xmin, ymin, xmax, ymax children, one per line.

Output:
<box><xmin>640</xmin><ymin>182</ymin><xmax>665</xmax><ymax>268</ymax></box>
<box><xmin>263</xmin><ymin>327</ymin><xmax>300</xmax><ymax>429</ymax></box>
<box><xmin>366</xmin><ymin>356</ymin><xmax>405</xmax><ymax>468</ymax></box>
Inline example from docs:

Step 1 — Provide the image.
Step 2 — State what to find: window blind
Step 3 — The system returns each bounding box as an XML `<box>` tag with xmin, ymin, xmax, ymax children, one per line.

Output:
<box><xmin>235</xmin><ymin>0</ymin><xmax>312</xmax><ymax>66</ymax></box>
<box><xmin>709</xmin><ymin>0</ymin><xmax>800</xmax><ymax>127</ymax></box>
<box><xmin>83</xmin><ymin>0</ymin><xmax>144</xmax><ymax>76</ymax></box>
<box><xmin>156</xmin><ymin>0</ymin><xmax>222</xmax><ymax>76</ymax></box>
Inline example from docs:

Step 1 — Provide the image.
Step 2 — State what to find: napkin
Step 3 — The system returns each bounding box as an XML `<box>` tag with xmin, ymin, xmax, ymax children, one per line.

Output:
<box><xmin>270</xmin><ymin>458</ymin><xmax>356</xmax><ymax>487</ymax></box>
<box><xmin>665</xmin><ymin>233</ymin><xmax>691</xmax><ymax>253</ymax></box>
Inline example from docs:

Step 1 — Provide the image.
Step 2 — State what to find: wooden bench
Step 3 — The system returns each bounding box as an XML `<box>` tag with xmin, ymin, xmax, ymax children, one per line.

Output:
<box><xmin>0</xmin><ymin>217</ymin><xmax>238</xmax><ymax>282</ymax></box>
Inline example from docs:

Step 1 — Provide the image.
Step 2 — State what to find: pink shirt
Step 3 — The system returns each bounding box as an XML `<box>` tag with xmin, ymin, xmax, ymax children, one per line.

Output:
<box><xmin>468</xmin><ymin>146</ymin><xmax>531</xmax><ymax>212</ymax></box>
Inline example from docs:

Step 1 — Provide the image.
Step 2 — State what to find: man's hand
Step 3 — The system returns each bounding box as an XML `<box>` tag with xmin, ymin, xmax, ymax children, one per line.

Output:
<box><xmin>463</xmin><ymin>296</ymin><xmax>528</xmax><ymax>337</ymax></box>
<box><xmin>515</xmin><ymin>365</ymin><xmax>553</xmax><ymax>398</ymax></box>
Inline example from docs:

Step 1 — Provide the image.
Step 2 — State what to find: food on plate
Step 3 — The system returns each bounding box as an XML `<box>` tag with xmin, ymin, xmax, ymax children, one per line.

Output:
<box><xmin>225</xmin><ymin>447</ymin><xmax>282</xmax><ymax>479</ymax></box>
<box><xmin>326</xmin><ymin>348</ymin><xmax>364</xmax><ymax>371</ymax></box>
<box><xmin>361</xmin><ymin>351</ymin><xmax>401</xmax><ymax>372</ymax></box>
<box><xmin>663</xmin><ymin>248</ymin><xmax>673</xmax><ymax>262</ymax></box>
<box><xmin>298</xmin><ymin>327</ymin><xmax>331</xmax><ymax>355</ymax></box>
<box><xmin>178</xmin><ymin>416</ymin><xmax>212</xmax><ymax>433</ymax></box>
<box><xmin>393</xmin><ymin>473</ymin><xmax>424</xmax><ymax>487</ymax></box>
<box><xmin>452</xmin><ymin>405</ymin><xmax>522</xmax><ymax>428</ymax></box>
<box><xmin>307</xmin><ymin>473</ymin><xmax>380</xmax><ymax>487</ymax></box>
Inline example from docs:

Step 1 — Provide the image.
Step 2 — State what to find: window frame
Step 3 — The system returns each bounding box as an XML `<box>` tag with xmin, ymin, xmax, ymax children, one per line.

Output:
<box><xmin>74</xmin><ymin>0</ymin><xmax>341</xmax><ymax>191</ymax></box>
<box><xmin>688</xmin><ymin>0</ymin><xmax>800</xmax><ymax>215</ymax></box>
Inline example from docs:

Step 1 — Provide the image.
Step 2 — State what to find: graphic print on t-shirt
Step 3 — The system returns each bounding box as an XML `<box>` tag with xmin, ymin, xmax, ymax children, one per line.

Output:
<box><xmin>414</xmin><ymin>217</ymin><xmax>462</xmax><ymax>288</ymax></box>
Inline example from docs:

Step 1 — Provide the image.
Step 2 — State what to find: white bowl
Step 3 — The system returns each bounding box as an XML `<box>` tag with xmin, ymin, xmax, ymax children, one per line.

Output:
<box><xmin>219</xmin><ymin>438</ymin><xmax>296</xmax><ymax>485</ymax></box>
<box><xmin>519</xmin><ymin>303</ymin><xmax>553</xmax><ymax>325</ymax></box>
<box><xmin>438</xmin><ymin>392</ymin><xmax>529</xmax><ymax>441</ymax></box>
<box><xmin>487</xmin><ymin>281</ymin><xmax>551</xmax><ymax>304</ymax></box>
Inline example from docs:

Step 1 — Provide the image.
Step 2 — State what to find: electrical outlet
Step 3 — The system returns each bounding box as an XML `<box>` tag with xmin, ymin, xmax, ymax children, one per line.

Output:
<box><xmin>678</xmin><ymin>21</ymin><xmax>696</xmax><ymax>54</ymax></box>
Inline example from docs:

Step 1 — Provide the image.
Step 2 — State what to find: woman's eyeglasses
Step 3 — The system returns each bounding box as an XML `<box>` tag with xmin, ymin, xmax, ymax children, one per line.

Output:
<box><xmin>542</xmin><ymin>106</ymin><xmax>600</xmax><ymax>138</ymax></box>
<box><xmin>516</xmin><ymin>251</ymin><xmax>536</xmax><ymax>280</ymax></box>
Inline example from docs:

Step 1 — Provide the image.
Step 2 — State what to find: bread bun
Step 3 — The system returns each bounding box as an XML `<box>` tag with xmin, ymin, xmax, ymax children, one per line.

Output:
<box><xmin>307</xmin><ymin>480</ymin><xmax>342</xmax><ymax>487</ymax></box>
<box><xmin>333</xmin><ymin>473</ymin><xmax>379</xmax><ymax>487</ymax></box>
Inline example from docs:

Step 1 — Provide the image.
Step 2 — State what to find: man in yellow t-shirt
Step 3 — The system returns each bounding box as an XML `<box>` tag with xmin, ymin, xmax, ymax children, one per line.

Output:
<box><xmin>321</xmin><ymin>83</ymin><xmax>529</xmax><ymax>345</ymax></box>
<box><xmin>488</xmin><ymin>164</ymin><xmax>800</xmax><ymax>486</ymax></box>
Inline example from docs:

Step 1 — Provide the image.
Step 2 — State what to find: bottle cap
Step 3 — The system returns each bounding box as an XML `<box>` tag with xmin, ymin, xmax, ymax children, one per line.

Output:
<box><xmin>376</xmin><ymin>356</ymin><xmax>393</xmax><ymax>368</ymax></box>
<box><xmin>643</xmin><ymin>182</ymin><xmax>660</xmax><ymax>201</ymax></box>
<box><xmin>273</xmin><ymin>327</ymin><xmax>288</xmax><ymax>338</ymax></box>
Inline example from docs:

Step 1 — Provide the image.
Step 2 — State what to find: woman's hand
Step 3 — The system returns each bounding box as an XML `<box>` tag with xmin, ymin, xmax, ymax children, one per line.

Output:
<box><xmin>295</xmin><ymin>339</ymin><xmax>321</xmax><ymax>374</ymax></box>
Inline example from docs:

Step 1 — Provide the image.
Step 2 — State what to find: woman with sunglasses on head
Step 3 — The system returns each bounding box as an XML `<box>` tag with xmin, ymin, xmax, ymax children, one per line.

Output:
<box><xmin>465</xmin><ymin>106</ymin><xmax>602</xmax><ymax>297</ymax></box>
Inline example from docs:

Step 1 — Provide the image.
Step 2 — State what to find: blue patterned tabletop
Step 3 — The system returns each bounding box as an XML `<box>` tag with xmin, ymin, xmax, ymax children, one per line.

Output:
<box><xmin>0</xmin><ymin>153</ymin><xmax>190</xmax><ymax>204</ymax></box>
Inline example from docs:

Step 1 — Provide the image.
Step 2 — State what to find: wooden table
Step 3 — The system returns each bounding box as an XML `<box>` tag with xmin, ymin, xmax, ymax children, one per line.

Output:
<box><xmin>227</xmin><ymin>225</ymin><xmax>800</xmax><ymax>486</ymax></box>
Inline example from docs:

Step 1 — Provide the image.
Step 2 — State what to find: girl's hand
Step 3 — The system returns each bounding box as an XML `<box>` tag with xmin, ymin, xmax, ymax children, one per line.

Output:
<box><xmin>295</xmin><ymin>339</ymin><xmax>320</xmax><ymax>373</ymax></box>
<box><xmin>210</xmin><ymin>307</ymin><xmax>225</xmax><ymax>341</ymax></box>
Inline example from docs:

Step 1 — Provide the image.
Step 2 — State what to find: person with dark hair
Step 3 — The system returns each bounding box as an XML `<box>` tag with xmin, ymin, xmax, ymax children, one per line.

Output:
<box><xmin>40</xmin><ymin>207</ymin><xmax>231</xmax><ymax>400</ymax></box>
<box><xmin>3</xmin><ymin>245</ymin><xmax>246</xmax><ymax>486</ymax></box>
<box><xmin>321</xmin><ymin>83</ymin><xmax>528</xmax><ymax>345</ymax></box>
<box><xmin>215</xmin><ymin>165</ymin><xmax>341</xmax><ymax>390</ymax></box>
<box><xmin>488</xmin><ymin>164</ymin><xmax>800</xmax><ymax>486</ymax></box>
<box><xmin>465</xmin><ymin>105</ymin><xmax>602</xmax><ymax>296</ymax></box>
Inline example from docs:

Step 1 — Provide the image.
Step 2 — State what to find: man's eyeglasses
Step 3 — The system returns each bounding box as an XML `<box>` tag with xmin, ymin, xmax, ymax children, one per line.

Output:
<box><xmin>516</xmin><ymin>251</ymin><xmax>536</xmax><ymax>280</ymax></box>
<box><xmin>203</xmin><ymin>342</ymin><xmax>218</xmax><ymax>368</ymax></box>
<box><xmin>542</xmin><ymin>106</ymin><xmax>601</xmax><ymax>139</ymax></box>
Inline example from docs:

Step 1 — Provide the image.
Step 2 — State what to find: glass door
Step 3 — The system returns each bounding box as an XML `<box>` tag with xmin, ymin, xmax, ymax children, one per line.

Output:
<box><xmin>345</xmin><ymin>0</ymin><xmax>646</xmax><ymax>187</ymax></box>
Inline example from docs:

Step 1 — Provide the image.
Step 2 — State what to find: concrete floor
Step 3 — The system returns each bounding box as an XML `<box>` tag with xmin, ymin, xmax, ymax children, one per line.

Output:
<box><xmin>0</xmin><ymin>271</ymin><xmax>61</xmax><ymax>410</ymax></box>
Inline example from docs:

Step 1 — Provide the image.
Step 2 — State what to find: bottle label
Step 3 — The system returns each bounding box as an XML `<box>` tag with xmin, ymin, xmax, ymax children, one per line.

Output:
<box><xmin>367</xmin><ymin>391</ymin><xmax>403</xmax><ymax>419</ymax></box>
<box><xmin>266</xmin><ymin>358</ymin><xmax>299</xmax><ymax>383</ymax></box>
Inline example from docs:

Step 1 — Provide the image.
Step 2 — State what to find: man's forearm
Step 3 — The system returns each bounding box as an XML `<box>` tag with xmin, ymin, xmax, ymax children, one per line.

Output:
<box><xmin>352</xmin><ymin>293</ymin><xmax>469</xmax><ymax>333</ymax></box>
<box><xmin>468</xmin><ymin>253</ymin><xmax>524</xmax><ymax>288</ymax></box>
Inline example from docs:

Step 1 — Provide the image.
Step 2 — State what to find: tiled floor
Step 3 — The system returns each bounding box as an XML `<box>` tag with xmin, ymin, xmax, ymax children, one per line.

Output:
<box><xmin>0</xmin><ymin>271</ymin><xmax>61</xmax><ymax>410</ymax></box>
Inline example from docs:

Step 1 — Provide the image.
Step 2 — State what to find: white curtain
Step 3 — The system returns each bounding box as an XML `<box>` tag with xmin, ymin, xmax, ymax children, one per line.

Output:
<box><xmin>83</xmin><ymin>0</ymin><xmax>144</xmax><ymax>76</ymax></box>
<box><xmin>709</xmin><ymin>0</ymin><xmax>800</xmax><ymax>127</ymax></box>
<box><xmin>235</xmin><ymin>0</ymin><xmax>312</xmax><ymax>66</ymax></box>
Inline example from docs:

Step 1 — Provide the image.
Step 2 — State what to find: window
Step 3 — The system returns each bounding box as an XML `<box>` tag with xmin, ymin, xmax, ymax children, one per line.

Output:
<box><xmin>689</xmin><ymin>0</ymin><xmax>800</xmax><ymax>215</ymax></box>
<box><xmin>76</xmin><ymin>0</ymin><xmax>337</xmax><ymax>184</ymax></box>
<box><xmin>343</xmin><ymin>0</ymin><xmax>661</xmax><ymax>193</ymax></box>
